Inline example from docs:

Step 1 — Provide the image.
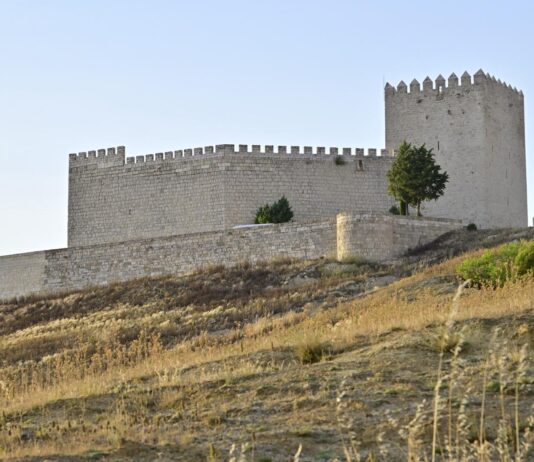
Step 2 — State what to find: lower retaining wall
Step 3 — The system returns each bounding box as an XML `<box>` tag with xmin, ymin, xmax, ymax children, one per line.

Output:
<box><xmin>0</xmin><ymin>251</ymin><xmax>47</xmax><ymax>299</ymax></box>
<box><xmin>0</xmin><ymin>213</ymin><xmax>460</xmax><ymax>300</ymax></box>
<box><xmin>337</xmin><ymin>213</ymin><xmax>461</xmax><ymax>261</ymax></box>
<box><xmin>0</xmin><ymin>220</ymin><xmax>336</xmax><ymax>300</ymax></box>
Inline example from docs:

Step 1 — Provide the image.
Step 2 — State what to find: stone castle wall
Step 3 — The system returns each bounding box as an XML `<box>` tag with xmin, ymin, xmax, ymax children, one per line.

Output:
<box><xmin>385</xmin><ymin>71</ymin><xmax>527</xmax><ymax>228</ymax></box>
<box><xmin>1</xmin><ymin>69</ymin><xmax>525</xmax><ymax>300</ymax></box>
<box><xmin>0</xmin><ymin>251</ymin><xmax>47</xmax><ymax>299</ymax></box>
<box><xmin>337</xmin><ymin>213</ymin><xmax>459</xmax><ymax>261</ymax></box>
<box><xmin>2</xmin><ymin>220</ymin><xmax>336</xmax><ymax>300</ymax></box>
<box><xmin>222</xmin><ymin>146</ymin><xmax>395</xmax><ymax>228</ymax></box>
<box><xmin>68</xmin><ymin>145</ymin><xmax>395</xmax><ymax>247</ymax></box>
<box><xmin>68</xmin><ymin>147</ymin><xmax>227</xmax><ymax>247</ymax></box>
<box><xmin>66</xmin><ymin>69</ymin><xmax>528</xmax><ymax>247</ymax></box>
<box><xmin>0</xmin><ymin>214</ymin><xmax>459</xmax><ymax>300</ymax></box>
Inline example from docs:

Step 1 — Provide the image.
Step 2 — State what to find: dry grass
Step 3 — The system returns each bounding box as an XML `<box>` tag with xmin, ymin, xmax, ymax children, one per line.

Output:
<box><xmin>0</xmin><ymin>230</ymin><xmax>533</xmax><ymax>460</ymax></box>
<box><xmin>294</xmin><ymin>336</ymin><xmax>331</xmax><ymax>364</ymax></box>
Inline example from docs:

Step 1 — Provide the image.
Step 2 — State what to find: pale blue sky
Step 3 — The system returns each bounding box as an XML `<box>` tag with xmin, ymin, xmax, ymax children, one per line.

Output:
<box><xmin>1</xmin><ymin>0</ymin><xmax>532</xmax><ymax>255</ymax></box>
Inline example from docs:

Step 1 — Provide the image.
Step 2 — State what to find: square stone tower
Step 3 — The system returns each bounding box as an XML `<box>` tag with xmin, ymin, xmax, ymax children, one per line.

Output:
<box><xmin>385</xmin><ymin>70</ymin><xmax>527</xmax><ymax>228</ymax></box>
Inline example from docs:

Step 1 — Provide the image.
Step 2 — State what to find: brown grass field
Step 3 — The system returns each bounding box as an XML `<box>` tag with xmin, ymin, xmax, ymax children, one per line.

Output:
<box><xmin>0</xmin><ymin>228</ymin><xmax>533</xmax><ymax>461</ymax></box>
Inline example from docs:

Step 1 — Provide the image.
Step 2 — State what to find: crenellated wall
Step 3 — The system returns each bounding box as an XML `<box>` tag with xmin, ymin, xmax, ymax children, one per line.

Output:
<box><xmin>67</xmin><ymin>68</ymin><xmax>527</xmax><ymax>244</ymax></box>
<box><xmin>68</xmin><ymin>145</ymin><xmax>227</xmax><ymax>247</ymax></box>
<box><xmin>385</xmin><ymin>70</ymin><xmax>527</xmax><ymax>228</ymax></box>
<box><xmin>1</xmin><ymin>69</ymin><xmax>525</xmax><ymax>300</ymax></box>
<box><xmin>221</xmin><ymin>145</ymin><xmax>395</xmax><ymax>231</ymax></box>
<box><xmin>68</xmin><ymin>144</ymin><xmax>396</xmax><ymax>247</ymax></box>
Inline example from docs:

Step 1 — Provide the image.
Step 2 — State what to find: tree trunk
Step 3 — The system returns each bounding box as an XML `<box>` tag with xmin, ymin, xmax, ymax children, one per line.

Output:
<box><xmin>400</xmin><ymin>201</ymin><xmax>407</xmax><ymax>216</ymax></box>
<box><xmin>417</xmin><ymin>203</ymin><xmax>422</xmax><ymax>217</ymax></box>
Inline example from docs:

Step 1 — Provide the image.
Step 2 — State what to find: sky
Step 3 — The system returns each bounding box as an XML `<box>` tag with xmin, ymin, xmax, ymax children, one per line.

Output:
<box><xmin>0</xmin><ymin>0</ymin><xmax>533</xmax><ymax>255</ymax></box>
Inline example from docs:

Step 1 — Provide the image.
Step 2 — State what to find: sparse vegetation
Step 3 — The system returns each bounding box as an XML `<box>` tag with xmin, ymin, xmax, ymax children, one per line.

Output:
<box><xmin>457</xmin><ymin>239</ymin><xmax>534</xmax><ymax>287</ymax></box>
<box><xmin>0</xmin><ymin>228</ymin><xmax>533</xmax><ymax>460</ymax></box>
<box><xmin>294</xmin><ymin>337</ymin><xmax>330</xmax><ymax>364</ymax></box>
<box><xmin>424</xmin><ymin>324</ymin><xmax>467</xmax><ymax>353</ymax></box>
<box><xmin>515</xmin><ymin>239</ymin><xmax>534</xmax><ymax>277</ymax></box>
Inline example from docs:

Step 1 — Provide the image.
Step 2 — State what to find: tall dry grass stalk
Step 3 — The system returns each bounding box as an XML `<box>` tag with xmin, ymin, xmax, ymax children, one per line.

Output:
<box><xmin>1</xmin><ymin>255</ymin><xmax>533</xmax><ymax>459</ymax></box>
<box><xmin>331</xmin><ymin>280</ymin><xmax>534</xmax><ymax>462</ymax></box>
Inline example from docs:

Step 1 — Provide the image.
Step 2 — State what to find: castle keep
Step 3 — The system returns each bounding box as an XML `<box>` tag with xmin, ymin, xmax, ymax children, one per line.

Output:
<box><xmin>0</xmin><ymin>70</ymin><xmax>527</xmax><ymax>299</ymax></box>
<box><xmin>386</xmin><ymin>70</ymin><xmax>526</xmax><ymax>228</ymax></box>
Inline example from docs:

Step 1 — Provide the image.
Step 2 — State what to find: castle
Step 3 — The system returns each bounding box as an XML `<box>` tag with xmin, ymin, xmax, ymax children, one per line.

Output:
<box><xmin>0</xmin><ymin>70</ymin><xmax>527</xmax><ymax>299</ymax></box>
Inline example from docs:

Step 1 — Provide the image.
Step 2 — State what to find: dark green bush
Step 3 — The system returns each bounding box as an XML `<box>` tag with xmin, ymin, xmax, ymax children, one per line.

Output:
<box><xmin>270</xmin><ymin>196</ymin><xmax>293</xmax><ymax>223</ymax></box>
<box><xmin>466</xmin><ymin>223</ymin><xmax>477</xmax><ymax>231</ymax></box>
<box><xmin>254</xmin><ymin>196</ymin><xmax>294</xmax><ymax>224</ymax></box>
<box><xmin>457</xmin><ymin>240</ymin><xmax>534</xmax><ymax>287</ymax></box>
<box><xmin>334</xmin><ymin>156</ymin><xmax>346</xmax><ymax>166</ymax></box>
<box><xmin>389</xmin><ymin>205</ymin><xmax>400</xmax><ymax>215</ymax></box>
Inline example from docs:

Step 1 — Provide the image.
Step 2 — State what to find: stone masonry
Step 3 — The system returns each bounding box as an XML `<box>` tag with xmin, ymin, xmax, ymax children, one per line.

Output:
<box><xmin>0</xmin><ymin>214</ymin><xmax>459</xmax><ymax>300</ymax></box>
<box><xmin>68</xmin><ymin>145</ymin><xmax>395</xmax><ymax>247</ymax></box>
<box><xmin>0</xmin><ymin>69</ymin><xmax>527</xmax><ymax>299</ymax></box>
<box><xmin>337</xmin><ymin>213</ymin><xmax>460</xmax><ymax>261</ymax></box>
<box><xmin>67</xmin><ymin>70</ymin><xmax>527</xmax><ymax>250</ymax></box>
<box><xmin>385</xmin><ymin>70</ymin><xmax>527</xmax><ymax>228</ymax></box>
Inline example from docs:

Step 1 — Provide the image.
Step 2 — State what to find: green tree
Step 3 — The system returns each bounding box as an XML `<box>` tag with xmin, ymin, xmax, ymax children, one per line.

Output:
<box><xmin>386</xmin><ymin>141</ymin><xmax>449</xmax><ymax>216</ymax></box>
<box><xmin>254</xmin><ymin>196</ymin><xmax>294</xmax><ymax>224</ymax></box>
<box><xmin>269</xmin><ymin>196</ymin><xmax>293</xmax><ymax>223</ymax></box>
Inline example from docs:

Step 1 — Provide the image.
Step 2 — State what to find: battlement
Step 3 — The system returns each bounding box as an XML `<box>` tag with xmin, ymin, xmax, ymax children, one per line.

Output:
<box><xmin>68</xmin><ymin>140</ymin><xmax>397</xmax><ymax>247</ymax></box>
<box><xmin>123</xmin><ymin>145</ymin><xmax>395</xmax><ymax>165</ymax></box>
<box><xmin>385</xmin><ymin>69</ymin><xmax>527</xmax><ymax>229</ymax></box>
<box><xmin>69</xmin><ymin>144</ymin><xmax>396</xmax><ymax>168</ymax></box>
<box><xmin>69</xmin><ymin>146</ymin><xmax>126</xmax><ymax>167</ymax></box>
<box><xmin>2</xmin><ymin>67</ymin><xmax>526</xmax><ymax>299</ymax></box>
<box><xmin>385</xmin><ymin>69</ymin><xmax>523</xmax><ymax>99</ymax></box>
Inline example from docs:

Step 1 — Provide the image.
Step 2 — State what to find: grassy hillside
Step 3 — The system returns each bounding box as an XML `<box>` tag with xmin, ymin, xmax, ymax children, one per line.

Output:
<box><xmin>0</xmin><ymin>228</ymin><xmax>533</xmax><ymax>461</ymax></box>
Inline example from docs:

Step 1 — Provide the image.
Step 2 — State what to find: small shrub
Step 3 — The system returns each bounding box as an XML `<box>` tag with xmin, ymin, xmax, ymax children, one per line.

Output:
<box><xmin>339</xmin><ymin>255</ymin><xmax>370</xmax><ymax>265</ymax></box>
<box><xmin>466</xmin><ymin>223</ymin><xmax>477</xmax><ymax>231</ymax></box>
<box><xmin>254</xmin><ymin>204</ymin><xmax>272</xmax><ymax>224</ymax></box>
<box><xmin>254</xmin><ymin>196</ymin><xmax>294</xmax><ymax>224</ymax></box>
<box><xmin>295</xmin><ymin>338</ymin><xmax>329</xmax><ymax>364</ymax></box>
<box><xmin>388</xmin><ymin>204</ymin><xmax>400</xmax><ymax>215</ymax></box>
<box><xmin>270</xmin><ymin>196</ymin><xmax>293</xmax><ymax>223</ymax></box>
<box><xmin>334</xmin><ymin>156</ymin><xmax>346</xmax><ymax>166</ymax></box>
<box><xmin>425</xmin><ymin>327</ymin><xmax>466</xmax><ymax>353</ymax></box>
<box><xmin>514</xmin><ymin>240</ymin><xmax>534</xmax><ymax>276</ymax></box>
<box><xmin>456</xmin><ymin>240</ymin><xmax>534</xmax><ymax>287</ymax></box>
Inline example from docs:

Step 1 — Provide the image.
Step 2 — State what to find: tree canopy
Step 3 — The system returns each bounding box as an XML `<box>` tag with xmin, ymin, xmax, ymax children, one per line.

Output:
<box><xmin>386</xmin><ymin>141</ymin><xmax>449</xmax><ymax>216</ymax></box>
<box><xmin>255</xmin><ymin>196</ymin><xmax>294</xmax><ymax>224</ymax></box>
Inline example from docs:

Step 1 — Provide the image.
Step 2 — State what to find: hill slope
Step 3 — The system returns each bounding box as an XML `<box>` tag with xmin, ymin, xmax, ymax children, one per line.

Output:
<box><xmin>0</xmin><ymin>228</ymin><xmax>533</xmax><ymax>461</ymax></box>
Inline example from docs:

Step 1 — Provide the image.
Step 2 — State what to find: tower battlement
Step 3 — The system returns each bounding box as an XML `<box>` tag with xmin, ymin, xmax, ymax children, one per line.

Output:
<box><xmin>385</xmin><ymin>69</ymin><xmax>526</xmax><ymax>228</ymax></box>
<box><xmin>385</xmin><ymin>70</ymin><xmax>523</xmax><ymax>99</ymax></box>
<box><xmin>0</xmin><ymin>68</ymin><xmax>528</xmax><ymax>299</ymax></box>
<box><xmin>66</xmin><ymin>69</ymin><xmax>526</xmax><ymax>245</ymax></box>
